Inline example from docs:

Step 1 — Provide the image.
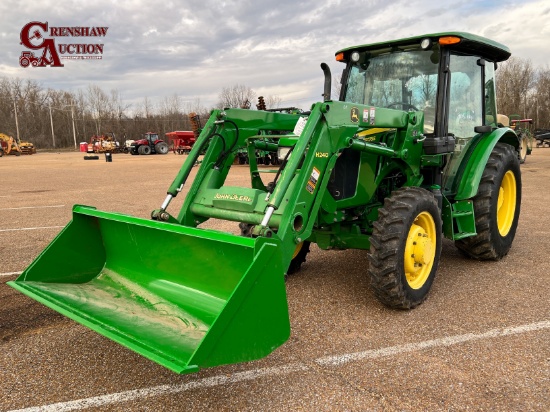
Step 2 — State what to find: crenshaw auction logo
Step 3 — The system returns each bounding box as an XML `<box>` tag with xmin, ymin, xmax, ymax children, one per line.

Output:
<box><xmin>19</xmin><ymin>21</ymin><xmax>109</xmax><ymax>68</ymax></box>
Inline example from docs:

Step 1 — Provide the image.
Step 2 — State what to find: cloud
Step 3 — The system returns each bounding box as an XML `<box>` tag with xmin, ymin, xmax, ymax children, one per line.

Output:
<box><xmin>0</xmin><ymin>0</ymin><xmax>548</xmax><ymax>111</ymax></box>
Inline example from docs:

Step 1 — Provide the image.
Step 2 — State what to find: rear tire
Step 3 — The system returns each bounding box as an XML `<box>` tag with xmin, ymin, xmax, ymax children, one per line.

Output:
<box><xmin>455</xmin><ymin>143</ymin><xmax>521</xmax><ymax>260</ymax></box>
<box><xmin>519</xmin><ymin>135</ymin><xmax>528</xmax><ymax>164</ymax></box>
<box><xmin>155</xmin><ymin>142</ymin><xmax>169</xmax><ymax>154</ymax></box>
<box><xmin>368</xmin><ymin>187</ymin><xmax>442</xmax><ymax>309</ymax></box>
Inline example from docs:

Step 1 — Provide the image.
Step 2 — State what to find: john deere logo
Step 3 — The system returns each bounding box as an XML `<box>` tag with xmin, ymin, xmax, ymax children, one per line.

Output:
<box><xmin>350</xmin><ymin>107</ymin><xmax>359</xmax><ymax>123</ymax></box>
<box><xmin>214</xmin><ymin>193</ymin><xmax>252</xmax><ymax>202</ymax></box>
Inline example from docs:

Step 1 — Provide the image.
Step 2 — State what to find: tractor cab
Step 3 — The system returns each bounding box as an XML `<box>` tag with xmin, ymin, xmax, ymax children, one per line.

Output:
<box><xmin>145</xmin><ymin>133</ymin><xmax>159</xmax><ymax>143</ymax></box>
<box><xmin>336</xmin><ymin>32</ymin><xmax>515</xmax><ymax>197</ymax></box>
<box><xmin>341</xmin><ymin>44</ymin><xmax>439</xmax><ymax>134</ymax></box>
<box><xmin>134</xmin><ymin>133</ymin><xmax>160</xmax><ymax>147</ymax></box>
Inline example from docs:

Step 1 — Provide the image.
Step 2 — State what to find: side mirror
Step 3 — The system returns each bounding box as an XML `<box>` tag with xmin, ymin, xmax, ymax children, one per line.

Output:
<box><xmin>474</xmin><ymin>125</ymin><xmax>493</xmax><ymax>134</ymax></box>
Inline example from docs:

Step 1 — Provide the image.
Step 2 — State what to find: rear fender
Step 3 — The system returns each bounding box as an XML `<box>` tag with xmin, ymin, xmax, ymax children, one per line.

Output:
<box><xmin>454</xmin><ymin>128</ymin><xmax>519</xmax><ymax>201</ymax></box>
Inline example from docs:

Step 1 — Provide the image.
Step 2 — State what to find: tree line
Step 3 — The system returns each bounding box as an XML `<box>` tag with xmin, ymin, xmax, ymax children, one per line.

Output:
<box><xmin>0</xmin><ymin>78</ymin><xmax>216</xmax><ymax>149</ymax></box>
<box><xmin>0</xmin><ymin>79</ymin><xmax>285</xmax><ymax>149</ymax></box>
<box><xmin>495</xmin><ymin>57</ymin><xmax>550</xmax><ymax>130</ymax></box>
<box><xmin>0</xmin><ymin>56</ymin><xmax>548</xmax><ymax>150</ymax></box>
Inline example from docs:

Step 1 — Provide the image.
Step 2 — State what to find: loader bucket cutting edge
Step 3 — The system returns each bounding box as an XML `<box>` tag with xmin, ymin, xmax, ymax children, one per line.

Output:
<box><xmin>8</xmin><ymin>205</ymin><xmax>291</xmax><ymax>374</ymax></box>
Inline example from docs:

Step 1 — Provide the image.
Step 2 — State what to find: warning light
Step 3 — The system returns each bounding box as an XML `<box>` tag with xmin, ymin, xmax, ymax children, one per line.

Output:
<box><xmin>439</xmin><ymin>36</ymin><xmax>461</xmax><ymax>46</ymax></box>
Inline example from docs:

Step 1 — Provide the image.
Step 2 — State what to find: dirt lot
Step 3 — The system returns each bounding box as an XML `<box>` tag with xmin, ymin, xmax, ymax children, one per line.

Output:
<box><xmin>1</xmin><ymin>149</ymin><xmax>549</xmax><ymax>411</ymax></box>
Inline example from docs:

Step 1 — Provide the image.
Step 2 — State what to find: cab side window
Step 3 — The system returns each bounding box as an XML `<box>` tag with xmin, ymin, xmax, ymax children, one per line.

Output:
<box><xmin>448</xmin><ymin>54</ymin><xmax>483</xmax><ymax>139</ymax></box>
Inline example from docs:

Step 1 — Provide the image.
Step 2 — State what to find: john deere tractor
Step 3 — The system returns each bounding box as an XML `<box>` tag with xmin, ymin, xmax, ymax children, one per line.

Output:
<box><xmin>10</xmin><ymin>32</ymin><xmax>521</xmax><ymax>374</ymax></box>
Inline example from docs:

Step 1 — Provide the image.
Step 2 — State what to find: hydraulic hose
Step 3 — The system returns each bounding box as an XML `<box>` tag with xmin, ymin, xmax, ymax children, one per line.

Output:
<box><xmin>214</xmin><ymin>119</ymin><xmax>239</xmax><ymax>168</ymax></box>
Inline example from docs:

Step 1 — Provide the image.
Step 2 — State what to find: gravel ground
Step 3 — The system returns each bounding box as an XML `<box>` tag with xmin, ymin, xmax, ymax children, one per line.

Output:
<box><xmin>0</xmin><ymin>149</ymin><xmax>549</xmax><ymax>411</ymax></box>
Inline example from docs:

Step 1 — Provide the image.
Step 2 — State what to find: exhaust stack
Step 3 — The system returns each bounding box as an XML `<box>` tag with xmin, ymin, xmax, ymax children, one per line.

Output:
<box><xmin>321</xmin><ymin>63</ymin><xmax>331</xmax><ymax>102</ymax></box>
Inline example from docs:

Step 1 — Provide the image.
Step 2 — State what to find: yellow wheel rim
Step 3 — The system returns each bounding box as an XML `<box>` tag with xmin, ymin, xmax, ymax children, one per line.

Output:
<box><xmin>497</xmin><ymin>170</ymin><xmax>516</xmax><ymax>236</ymax></box>
<box><xmin>404</xmin><ymin>212</ymin><xmax>437</xmax><ymax>289</ymax></box>
<box><xmin>292</xmin><ymin>242</ymin><xmax>303</xmax><ymax>259</ymax></box>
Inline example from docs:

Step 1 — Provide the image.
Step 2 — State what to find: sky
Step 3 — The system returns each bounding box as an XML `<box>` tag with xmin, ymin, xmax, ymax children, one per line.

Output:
<box><xmin>1</xmin><ymin>0</ymin><xmax>549</xmax><ymax>114</ymax></box>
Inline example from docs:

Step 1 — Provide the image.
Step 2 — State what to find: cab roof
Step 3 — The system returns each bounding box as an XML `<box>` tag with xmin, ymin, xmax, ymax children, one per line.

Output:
<box><xmin>336</xmin><ymin>32</ymin><xmax>511</xmax><ymax>63</ymax></box>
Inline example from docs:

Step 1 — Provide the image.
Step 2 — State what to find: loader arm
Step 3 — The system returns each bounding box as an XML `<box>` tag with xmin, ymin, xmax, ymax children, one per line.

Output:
<box><xmin>170</xmin><ymin>101</ymin><xmax>423</xmax><ymax>264</ymax></box>
<box><xmin>175</xmin><ymin>104</ymin><xmax>334</xmax><ymax>264</ymax></box>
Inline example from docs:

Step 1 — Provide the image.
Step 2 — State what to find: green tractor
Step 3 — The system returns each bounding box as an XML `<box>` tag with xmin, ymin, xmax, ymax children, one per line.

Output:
<box><xmin>9</xmin><ymin>32</ymin><xmax>521</xmax><ymax>374</ymax></box>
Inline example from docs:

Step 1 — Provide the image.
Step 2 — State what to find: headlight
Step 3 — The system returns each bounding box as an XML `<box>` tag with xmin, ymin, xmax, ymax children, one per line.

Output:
<box><xmin>420</xmin><ymin>38</ymin><xmax>432</xmax><ymax>50</ymax></box>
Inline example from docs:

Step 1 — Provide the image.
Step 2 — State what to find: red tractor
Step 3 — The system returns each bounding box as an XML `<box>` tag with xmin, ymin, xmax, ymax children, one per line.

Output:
<box><xmin>129</xmin><ymin>132</ymin><xmax>169</xmax><ymax>155</ymax></box>
<box><xmin>19</xmin><ymin>51</ymin><xmax>42</xmax><ymax>67</ymax></box>
<box><xmin>165</xmin><ymin>131</ymin><xmax>196</xmax><ymax>154</ymax></box>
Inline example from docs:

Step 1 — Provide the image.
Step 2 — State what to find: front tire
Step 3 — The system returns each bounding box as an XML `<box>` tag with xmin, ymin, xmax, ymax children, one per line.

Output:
<box><xmin>287</xmin><ymin>241</ymin><xmax>310</xmax><ymax>275</ymax></box>
<box><xmin>139</xmin><ymin>145</ymin><xmax>151</xmax><ymax>155</ymax></box>
<box><xmin>368</xmin><ymin>187</ymin><xmax>442</xmax><ymax>309</ymax></box>
<box><xmin>455</xmin><ymin>143</ymin><xmax>521</xmax><ymax>260</ymax></box>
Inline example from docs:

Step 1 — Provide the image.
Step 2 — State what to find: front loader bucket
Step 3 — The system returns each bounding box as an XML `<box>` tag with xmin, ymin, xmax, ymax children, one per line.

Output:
<box><xmin>8</xmin><ymin>205</ymin><xmax>290</xmax><ymax>374</ymax></box>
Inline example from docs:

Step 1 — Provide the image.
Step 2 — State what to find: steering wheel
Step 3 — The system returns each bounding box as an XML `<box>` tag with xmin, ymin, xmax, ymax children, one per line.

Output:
<box><xmin>386</xmin><ymin>102</ymin><xmax>419</xmax><ymax>111</ymax></box>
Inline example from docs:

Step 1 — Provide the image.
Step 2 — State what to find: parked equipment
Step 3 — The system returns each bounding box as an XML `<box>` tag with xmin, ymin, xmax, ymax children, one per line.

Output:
<box><xmin>18</xmin><ymin>140</ymin><xmax>36</xmax><ymax>154</ymax></box>
<box><xmin>535</xmin><ymin>129</ymin><xmax>550</xmax><ymax>147</ymax></box>
<box><xmin>87</xmin><ymin>133</ymin><xmax>120</xmax><ymax>154</ymax></box>
<box><xmin>166</xmin><ymin>131</ymin><xmax>196</xmax><ymax>154</ymax></box>
<box><xmin>0</xmin><ymin>133</ymin><xmax>35</xmax><ymax>155</ymax></box>
<box><xmin>9</xmin><ymin>32</ymin><xmax>522</xmax><ymax>374</ymax></box>
<box><xmin>123</xmin><ymin>139</ymin><xmax>135</xmax><ymax>153</ymax></box>
<box><xmin>129</xmin><ymin>132</ymin><xmax>169</xmax><ymax>155</ymax></box>
<box><xmin>509</xmin><ymin>116</ymin><xmax>533</xmax><ymax>163</ymax></box>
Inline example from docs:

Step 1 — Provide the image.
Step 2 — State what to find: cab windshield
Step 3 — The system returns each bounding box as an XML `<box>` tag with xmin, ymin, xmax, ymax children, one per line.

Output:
<box><xmin>343</xmin><ymin>46</ymin><xmax>440</xmax><ymax>133</ymax></box>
